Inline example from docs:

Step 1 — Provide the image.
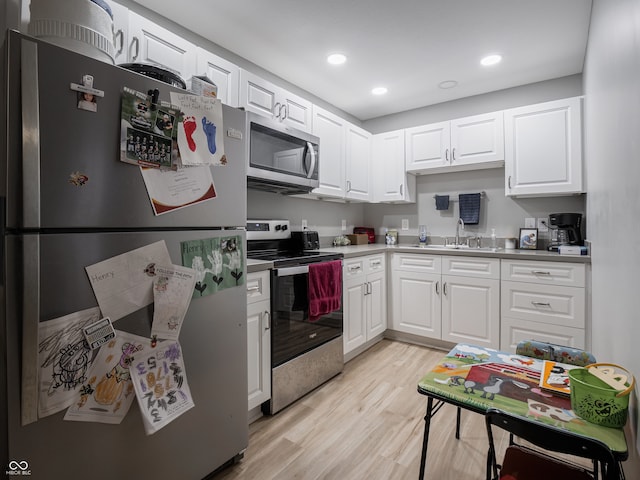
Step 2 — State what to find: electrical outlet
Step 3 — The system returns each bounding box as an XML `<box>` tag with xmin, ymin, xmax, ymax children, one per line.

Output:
<box><xmin>301</xmin><ymin>219</ymin><xmax>308</xmax><ymax>229</ymax></box>
<box><xmin>524</xmin><ymin>217</ymin><xmax>536</xmax><ymax>228</ymax></box>
<box><xmin>401</xmin><ymin>219</ymin><xmax>409</xmax><ymax>230</ymax></box>
<box><xmin>341</xmin><ymin>219</ymin><xmax>347</xmax><ymax>231</ymax></box>
<box><xmin>537</xmin><ymin>218</ymin><xmax>548</xmax><ymax>232</ymax></box>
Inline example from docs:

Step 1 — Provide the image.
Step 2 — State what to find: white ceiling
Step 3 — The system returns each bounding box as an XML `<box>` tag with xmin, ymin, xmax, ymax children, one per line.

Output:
<box><xmin>133</xmin><ymin>0</ymin><xmax>592</xmax><ymax>121</ymax></box>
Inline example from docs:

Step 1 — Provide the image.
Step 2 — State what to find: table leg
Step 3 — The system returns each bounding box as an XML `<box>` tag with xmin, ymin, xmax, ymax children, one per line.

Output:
<box><xmin>418</xmin><ymin>396</ymin><xmax>434</xmax><ymax>480</ymax></box>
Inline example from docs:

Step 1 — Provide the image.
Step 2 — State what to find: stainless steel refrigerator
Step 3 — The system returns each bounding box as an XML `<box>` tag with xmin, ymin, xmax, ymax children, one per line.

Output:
<box><xmin>1</xmin><ymin>31</ymin><xmax>248</xmax><ymax>479</ymax></box>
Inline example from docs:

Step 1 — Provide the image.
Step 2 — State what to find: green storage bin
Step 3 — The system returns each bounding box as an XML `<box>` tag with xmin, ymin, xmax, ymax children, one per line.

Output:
<box><xmin>568</xmin><ymin>363</ymin><xmax>634</xmax><ymax>428</ymax></box>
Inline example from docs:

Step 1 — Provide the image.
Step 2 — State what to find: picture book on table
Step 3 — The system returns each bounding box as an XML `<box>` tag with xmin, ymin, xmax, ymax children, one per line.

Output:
<box><xmin>539</xmin><ymin>360</ymin><xmax>581</xmax><ymax>396</ymax></box>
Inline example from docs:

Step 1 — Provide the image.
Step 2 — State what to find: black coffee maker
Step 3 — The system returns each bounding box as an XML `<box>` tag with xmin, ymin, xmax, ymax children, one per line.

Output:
<box><xmin>547</xmin><ymin>213</ymin><xmax>583</xmax><ymax>251</ymax></box>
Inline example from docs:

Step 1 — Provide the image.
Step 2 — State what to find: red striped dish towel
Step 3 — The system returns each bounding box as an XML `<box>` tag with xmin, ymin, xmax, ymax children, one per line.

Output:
<box><xmin>308</xmin><ymin>260</ymin><xmax>342</xmax><ymax>322</ymax></box>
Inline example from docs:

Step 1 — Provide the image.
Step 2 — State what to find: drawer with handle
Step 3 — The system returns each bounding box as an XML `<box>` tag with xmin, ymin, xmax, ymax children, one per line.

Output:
<box><xmin>247</xmin><ymin>270</ymin><xmax>270</xmax><ymax>304</ymax></box>
<box><xmin>501</xmin><ymin>260</ymin><xmax>585</xmax><ymax>287</ymax></box>
<box><xmin>501</xmin><ymin>280</ymin><xmax>585</xmax><ymax>328</ymax></box>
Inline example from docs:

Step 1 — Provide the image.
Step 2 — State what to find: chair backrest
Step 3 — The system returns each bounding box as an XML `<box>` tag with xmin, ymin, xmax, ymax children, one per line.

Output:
<box><xmin>485</xmin><ymin>408</ymin><xmax>619</xmax><ymax>480</ymax></box>
<box><xmin>515</xmin><ymin>340</ymin><xmax>596</xmax><ymax>366</ymax></box>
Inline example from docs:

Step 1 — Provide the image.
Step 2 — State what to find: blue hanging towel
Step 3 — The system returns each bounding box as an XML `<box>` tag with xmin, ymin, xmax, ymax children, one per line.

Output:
<box><xmin>435</xmin><ymin>195</ymin><xmax>449</xmax><ymax>210</ymax></box>
<box><xmin>459</xmin><ymin>193</ymin><xmax>481</xmax><ymax>224</ymax></box>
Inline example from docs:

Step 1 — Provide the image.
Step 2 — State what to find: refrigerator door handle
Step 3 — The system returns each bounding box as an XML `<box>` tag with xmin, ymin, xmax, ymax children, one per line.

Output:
<box><xmin>21</xmin><ymin>234</ymin><xmax>40</xmax><ymax>425</ymax></box>
<box><xmin>21</xmin><ymin>39</ymin><xmax>42</xmax><ymax>229</ymax></box>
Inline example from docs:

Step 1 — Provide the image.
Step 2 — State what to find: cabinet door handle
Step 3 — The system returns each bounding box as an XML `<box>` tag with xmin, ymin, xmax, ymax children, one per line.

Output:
<box><xmin>348</xmin><ymin>264</ymin><xmax>361</xmax><ymax>272</ymax></box>
<box><xmin>531</xmin><ymin>301</ymin><xmax>551</xmax><ymax>307</ymax></box>
<box><xmin>114</xmin><ymin>29</ymin><xmax>124</xmax><ymax>56</ymax></box>
<box><xmin>346</xmin><ymin>180</ymin><xmax>352</xmax><ymax>192</ymax></box>
<box><xmin>443</xmin><ymin>282</ymin><xmax>448</xmax><ymax>296</ymax></box>
<box><xmin>399</xmin><ymin>184</ymin><xmax>403</xmax><ymax>196</ymax></box>
<box><xmin>273</xmin><ymin>102</ymin><xmax>282</xmax><ymax>118</ymax></box>
<box><xmin>508</xmin><ymin>175</ymin><xmax>512</xmax><ymax>189</ymax></box>
<box><xmin>452</xmin><ymin>147</ymin><xmax>456</xmax><ymax>162</ymax></box>
<box><xmin>531</xmin><ymin>270</ymin><xmax>551</xmax><ymax>276</ymax></box>
<box><xmin>445</xmin><ymin>148</ymin><xmax>449</xmax><ymax>163</ymax></box>
<box><xmin>131</xmin><ymin>36</ymin><xmax>139</xmax><ymax>61</ymax></box>
<box><xmin>435</xmin><ymin>281</ymin><xmax>440</xmax><ymax>295</ymax></box>
<box><xmin>263</xmin><ymin>311</ymin><xmax>271</xmax><ymax>330</ymax></box>
<box><xmin>280</xmin><ymin>104</ymin><xmax>287</xmax><ymax>120</ymax></box>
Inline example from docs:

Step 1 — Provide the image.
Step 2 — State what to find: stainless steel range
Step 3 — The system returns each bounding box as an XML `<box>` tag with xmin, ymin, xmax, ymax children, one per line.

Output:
<box><xmin>247</xmin><ymin>220</ymin><xmax>344</xmax><ymax>414</ymax></box>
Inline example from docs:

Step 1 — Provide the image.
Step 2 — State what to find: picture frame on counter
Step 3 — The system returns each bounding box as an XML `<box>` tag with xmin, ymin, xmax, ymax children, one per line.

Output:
<box><xmin>519</xmin><ymin>228</ymin><xmax>538</xmax><ymax>249</ymax></box>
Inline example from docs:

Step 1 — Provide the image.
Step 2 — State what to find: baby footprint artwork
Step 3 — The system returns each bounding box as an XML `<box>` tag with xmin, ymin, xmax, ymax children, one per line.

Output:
<box><xmin>182</xmin><ymin>116</ymin><xmax>197</xmax><ymax>152</ymax></box>
<box><xmin>202</xmin><ymin>117</ymin><xmax>217</xmax><ymax>154</ymax></box>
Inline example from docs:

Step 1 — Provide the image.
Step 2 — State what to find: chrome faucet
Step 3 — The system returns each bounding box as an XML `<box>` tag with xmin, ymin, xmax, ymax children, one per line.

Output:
<box><xmin>455</xmin><ymin>218</ymin><xmax>464</xmax><ymax>246</ymax></box>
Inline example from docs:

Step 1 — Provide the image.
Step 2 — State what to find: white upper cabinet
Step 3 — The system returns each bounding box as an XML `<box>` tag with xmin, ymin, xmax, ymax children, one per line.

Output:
<box><xmin>311</xmin><ymin>105</ymin><xmax>347</xmax><ymax>198</ymax></box>
<box><xmin>405</xmin><ymin>111</ymin><xmax>504</xmax><ymax>174</ymax></box>
<box><xmin>504</xmin><ymin>97</ymin><xmax>583</xmax><ymax>197</ymax></box>
<box><xmin>372</xmin><ymin>130</ymin><xmax>415</xmax><ymax>203</ymax></box>
<box><xmin>110</xmin><ymin>2</ymin><xmax>129</xmax><ymax>65</ymax></box>
<box><xmin>345</xmin><ymin>123</ymin><xmax>372</xmax><ymax>201</ymax></box>
<box><xmin>195</xmin><ymin>48</ymin><xmax>240</xmax><ymax>107</ymax></box>
<box><xmin>126</xmin><ymin>12</ymin><xmax>197</xmax><ymax>82</ymax></box>
<box><xmin>240</xmin><ymin>69</ymin><xmax>312</xmax><ymax>133</ymax></box>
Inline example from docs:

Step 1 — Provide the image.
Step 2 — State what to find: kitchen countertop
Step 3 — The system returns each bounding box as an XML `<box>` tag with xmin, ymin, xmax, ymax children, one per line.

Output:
<box><xmin>245</xmin><ymin>244</ymin><xmax>589</xmax><ymax>273</ymax></box>
<box><xmin>319</xmin><ymin>244</ymin><xmax>591</xmax><ymax>263</ymax></box>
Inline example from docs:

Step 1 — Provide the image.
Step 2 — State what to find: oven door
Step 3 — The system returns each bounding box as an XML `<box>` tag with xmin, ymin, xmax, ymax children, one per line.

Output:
<box><xmin>271</xmin><ymin>264</ymin><xmax>342</xmax><ymax>367</ymax></box>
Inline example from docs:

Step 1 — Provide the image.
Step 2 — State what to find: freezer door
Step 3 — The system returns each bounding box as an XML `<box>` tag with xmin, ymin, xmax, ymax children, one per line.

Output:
<box><xmin>4</xmin><ymin>32</ymin><xmax>246</xmax><ymax>230</ymax></box>
<box><xmin>5</xmin><ymin>230</ymin><xmax>248</xmax><ymax>479</ymax></box>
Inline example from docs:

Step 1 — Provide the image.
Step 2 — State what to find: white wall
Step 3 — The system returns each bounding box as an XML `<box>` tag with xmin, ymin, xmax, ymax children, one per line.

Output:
<box><xmin>584</xmin><ymin>0</ymin><xmax>640</xmax><ymax>471</ymax></box>
<box><xmin>364</xmin><ymin>169</ymin><xmax>585</xmax><ymax>245</ymax></box>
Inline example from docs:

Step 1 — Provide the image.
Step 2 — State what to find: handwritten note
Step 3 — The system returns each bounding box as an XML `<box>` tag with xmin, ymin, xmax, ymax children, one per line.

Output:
<box><xmin>151</xmin><ymin>264</ymin><xmax>197</xmax><ymax>341</ymax></box>
<box><xmin>85</xmin><ymin>241</ymin><xmax>172</xmax><ymax>322</ymax></box>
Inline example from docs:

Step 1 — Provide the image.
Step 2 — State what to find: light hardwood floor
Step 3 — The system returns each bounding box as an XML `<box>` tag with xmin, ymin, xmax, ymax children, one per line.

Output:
<box><xmin>214</xmin><ymin>339</ymin><xmax>510</xmax><ymax>479</ymax></box>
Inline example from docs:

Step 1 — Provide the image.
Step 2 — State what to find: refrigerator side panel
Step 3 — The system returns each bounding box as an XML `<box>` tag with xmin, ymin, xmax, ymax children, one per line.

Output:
<box><xmin>6</xmin><ymin>230</ymin><xmax>248</xmax><ymax>479</ymax></box>
<box><xmin>6</xmin><ymin>32</ymin><xmax>246</xmax><ymax>230</ymax></box>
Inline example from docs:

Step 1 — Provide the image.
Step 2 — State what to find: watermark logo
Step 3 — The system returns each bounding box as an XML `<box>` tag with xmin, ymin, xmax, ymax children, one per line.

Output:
<box><xmin>6</xmin><ymin>460</ymin><xmax>31</xmax><ymax>476</ymax></box>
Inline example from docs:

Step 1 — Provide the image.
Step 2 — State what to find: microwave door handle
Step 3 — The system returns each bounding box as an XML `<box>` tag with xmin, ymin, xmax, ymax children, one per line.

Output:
<box><xmin>305</xmin><ymin>142</ymin><xmax>317</xmax><ymax>179</ymax></box>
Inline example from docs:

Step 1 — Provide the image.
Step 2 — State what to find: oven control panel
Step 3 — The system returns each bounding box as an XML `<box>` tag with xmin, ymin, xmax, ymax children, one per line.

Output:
<box><xmin>246</xmin><ymin>219</ymin><xmax>291</xmax><ymax>240</ymax></box>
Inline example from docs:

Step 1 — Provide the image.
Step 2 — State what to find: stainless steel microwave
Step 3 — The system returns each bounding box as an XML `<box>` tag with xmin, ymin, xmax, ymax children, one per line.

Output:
<box><xmin>246</xmin><ymin>112</ymin><xmax>319</xmax><ymax>194</ymax></box>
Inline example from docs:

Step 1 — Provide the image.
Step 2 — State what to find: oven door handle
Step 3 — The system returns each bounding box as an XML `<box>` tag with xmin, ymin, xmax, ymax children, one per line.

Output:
<box><xmin>276</xmin><ymin>265</ymin><xmax>309</xmax><ymax>276</ymax></box>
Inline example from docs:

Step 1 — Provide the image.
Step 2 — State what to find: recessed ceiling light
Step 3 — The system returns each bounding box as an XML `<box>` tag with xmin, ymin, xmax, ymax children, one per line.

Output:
<box><xmin>327</xmin><ymin>53</ymin><xmax>347</xmax><ymax>65</ymax></box>
<box><xmin>371</xmin><ymin>86</ymin><xmax>388</xmax><ymax>95</ymax></box>
<box><xmin>438</xmin><ymin>80</ymin><xmax>458</xmax><ymax>89</ymax></box>
<box><xmin>481</xmin><ymin>54</ymin><xmax>502</xmax><ymax>66</ymax></box>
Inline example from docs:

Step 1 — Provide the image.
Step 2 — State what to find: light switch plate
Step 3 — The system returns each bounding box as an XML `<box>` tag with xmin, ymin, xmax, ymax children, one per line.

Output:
<box><xmin>341</xmin><ymin>219</ymin><xmax>347</xmax><ymax>231</ymax></box>
<box><xmin>301</xmin><ymin>219</ymin><xmax>307</xmax><ymax>229</ymax></box>
<box><xmin>401</xmin><ymin>219</ymin><xmax>409</xmax><ymax>230</ymax></box>
<box><xmin>525</xmin><ymin>217</ymin><xmax>536</xmax><ymax>228</ymax></box>
<box><xmin>537</xmin><ymin>218</ymin><xmax>548</xmax><ymax>232</ymax></box>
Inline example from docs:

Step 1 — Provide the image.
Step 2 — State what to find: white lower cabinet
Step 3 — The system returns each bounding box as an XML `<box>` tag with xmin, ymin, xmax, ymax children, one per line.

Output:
<box><xmin>390</xmin><ymin>253</ymin><xmax>499</xmax><ymax>347</ymax></box>
<box><xmin>343</xmin><ymin>255</ymin><xmax>386</xmax><ymax>355</ymax></box>
<box><xmin>247</xmin><ymin>271</ymin><xmax>271</xmax><ymax>411</ymax></box>
<box><xmin>390</xmin><ymin>254</ymin><xmax>442</xmax><ymax>338</ymax></box>
<box><xmin>500</xmin><ymin>259</ymin><xmax>586</xmax><ymax>351</ymax></box>
<box><xmin>441</xmin><ymin>256</ymin><xmax>500</xmax><ymax>349</ymax></box>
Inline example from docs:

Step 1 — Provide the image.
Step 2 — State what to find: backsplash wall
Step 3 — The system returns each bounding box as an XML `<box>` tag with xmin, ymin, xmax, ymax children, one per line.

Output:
<box><xmin>363</xmin><ymin>168</ymin><xmax>586</xmax><ymax>247</ymax></box>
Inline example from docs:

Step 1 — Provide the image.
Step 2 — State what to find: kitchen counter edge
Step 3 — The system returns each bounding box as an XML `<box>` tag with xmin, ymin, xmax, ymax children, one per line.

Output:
<box><xmin>320</xmin><ymin>244</ymin><xmax>591</xmax><ymax>263</ymax></box>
